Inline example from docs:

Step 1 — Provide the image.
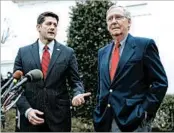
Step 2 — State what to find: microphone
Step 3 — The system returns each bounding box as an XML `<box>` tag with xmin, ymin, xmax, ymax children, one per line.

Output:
<box><xmin>8</xmin><ymin>71</ymin><xmax>23</xmax><ymax>90</ymax></box>
<box><xmin>1</xmin><ymin>77</ymin><xmax>13</xmax><ymax>91</ymax></box>
<box><xmin>1</xmin><ymin>70</ymin><xmax>23</xmax><ymax>94</ymax></box>
<box><xmin>10</xmin><ymin>69</ymin><xmax>43</xmax><ymax>91</ymax></box>
<box><xmin>1</xmin><ymin>70</ymin><xmax>23</xmax><ymax>103</ymax></box>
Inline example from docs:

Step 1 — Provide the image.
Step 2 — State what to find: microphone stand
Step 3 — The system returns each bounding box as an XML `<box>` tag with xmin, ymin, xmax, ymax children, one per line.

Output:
<box><xmin>1</xmin><ymin>86</ymin><xmax>24</xmax><ymax>129</ymax></box>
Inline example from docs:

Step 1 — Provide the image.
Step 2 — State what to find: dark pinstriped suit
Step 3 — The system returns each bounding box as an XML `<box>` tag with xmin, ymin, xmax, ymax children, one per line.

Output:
<box><xmin>14</xmin><ymin>39</ymin><xmax>84</xmax><ymax>131</ymax></box>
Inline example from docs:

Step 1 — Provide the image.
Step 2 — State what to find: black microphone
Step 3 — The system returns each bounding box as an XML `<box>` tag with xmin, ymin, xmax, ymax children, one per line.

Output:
<box><xmin>10</xmin><ymin>69</ymin><xmax>43</xmax><ymax>91</ymax></box>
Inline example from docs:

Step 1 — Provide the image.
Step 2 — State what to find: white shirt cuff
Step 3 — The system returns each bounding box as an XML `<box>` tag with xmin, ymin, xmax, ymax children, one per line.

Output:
<box><xmin>25</xmin><ymin>108</ymin><xmax>32</xmax><ymax>118</ymax></box>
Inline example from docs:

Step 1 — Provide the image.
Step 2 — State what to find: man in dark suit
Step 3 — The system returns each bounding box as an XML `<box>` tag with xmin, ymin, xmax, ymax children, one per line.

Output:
<box><xmin>14</xmin><ymin>11</ymin><xmax>91</xmax><ymax>132</ymax></box>
<box><xmin>93</xmin><ymin>5</ymin><xmax>168</xmax><ymax>132</ymax></box>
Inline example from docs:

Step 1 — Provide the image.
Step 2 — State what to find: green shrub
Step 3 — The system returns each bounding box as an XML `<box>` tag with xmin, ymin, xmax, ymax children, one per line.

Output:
<box><xmin>152</xmin><ymin>94</ymin><xmax>174</xmax><ymax>131</ymax></box>
<box><xmin>72</xmin><ymin>117</ymin><xmax>94</xmax><ymax>132</ymax></box>
<box><xmin>67</xmin><ymin>0</ymin><xmax>113</xmax><ymax>118</ymax></box>
<box><xmin>1</xmin><ymin>109</ymin><xmax>16</xmax><ymax>132</ymax></box>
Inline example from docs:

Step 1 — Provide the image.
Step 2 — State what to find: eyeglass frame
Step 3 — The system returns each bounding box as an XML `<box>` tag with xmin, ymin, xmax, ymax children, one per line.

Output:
<box><xmin>107</xmin><ymin>15</ymin><xmax>127</xmax><ymax>22</ymax></box>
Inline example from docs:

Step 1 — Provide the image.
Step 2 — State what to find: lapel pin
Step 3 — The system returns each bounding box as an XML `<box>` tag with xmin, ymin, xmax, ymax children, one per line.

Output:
<box><xmin>57</xmin><ymin>48</ymin><xmax>60</xmax><ymax>51</ymax></box>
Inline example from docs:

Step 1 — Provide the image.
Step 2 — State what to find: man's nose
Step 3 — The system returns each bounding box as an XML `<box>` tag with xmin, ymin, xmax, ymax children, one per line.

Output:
<box><xmin>50</xmin><ymin>24</ymin><xmax>56</xmax><ymax>29</ymax></box>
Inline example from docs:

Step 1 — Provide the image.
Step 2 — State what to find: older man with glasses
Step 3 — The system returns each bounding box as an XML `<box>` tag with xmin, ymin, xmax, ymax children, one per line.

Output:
<box><xmin>93</xmin><ymin>5</ymin><xmax>168</xmax><ymax>132</ymax></box>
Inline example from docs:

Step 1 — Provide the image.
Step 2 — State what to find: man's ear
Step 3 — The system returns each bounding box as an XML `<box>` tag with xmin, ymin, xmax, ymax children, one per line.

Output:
<box><xmin>128</xmin><ymin>19</ymin><xmax>131</xmax><ymax>30</ymax></box>
<box><xmin>107</xmin><ymin>23</ymin><xmax>110</xmax><ymax>32</ymax></box>
<box><xmin>36</xmin><ymin>24</ymin><xmax>40</xmax><ymax>32</ymax></box>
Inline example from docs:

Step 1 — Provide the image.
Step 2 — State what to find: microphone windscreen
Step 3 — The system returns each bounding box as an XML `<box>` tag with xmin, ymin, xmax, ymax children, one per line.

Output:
<box><xmin>26</xmin><ymin>69</ymin><xmax>43</xmax><ymax>82</ymax></box>
<box><xmin>13</xmin><ymin>70</ymin><xmax>23</xmax><ymax>79</ymax></box>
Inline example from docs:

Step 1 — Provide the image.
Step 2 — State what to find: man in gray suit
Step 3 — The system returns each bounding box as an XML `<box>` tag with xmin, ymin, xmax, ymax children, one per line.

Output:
<box><xmin>14</xmin><ymin>11</ymin><xmax>90</xmax><ymax>132</ymax></box>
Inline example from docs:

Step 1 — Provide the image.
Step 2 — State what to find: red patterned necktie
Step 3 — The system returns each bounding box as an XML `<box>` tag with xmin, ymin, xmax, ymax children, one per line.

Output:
<box><xmin>41</xmin><ymin>45</ymin><xmax>50</xmax><ymax>79</ymax></box>
<box><xmin>110</xmin><ymin>41</ymin><xmax>120</xmax><ymax>81</ymax></box>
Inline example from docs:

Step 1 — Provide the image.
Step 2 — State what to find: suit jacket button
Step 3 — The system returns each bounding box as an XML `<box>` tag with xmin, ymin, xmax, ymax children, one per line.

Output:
<box><xmin>107</xmin><ymin>104</ymin><xmax>111</xmax><ymax>107</ymax></box>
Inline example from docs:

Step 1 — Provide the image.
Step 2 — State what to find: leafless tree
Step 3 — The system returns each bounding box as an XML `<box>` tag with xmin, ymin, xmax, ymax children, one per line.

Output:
<box><xmin>1</xmin><ymin>18</ymin><xmax>16</xmax><ymax>44</ymax></box>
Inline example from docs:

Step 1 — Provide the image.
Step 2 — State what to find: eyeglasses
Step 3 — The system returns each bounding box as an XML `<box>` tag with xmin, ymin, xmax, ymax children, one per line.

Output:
<box><xmin>107</xmin><ymin>15</ymin><xmax>125</xmax><ymax>22</ymax></box>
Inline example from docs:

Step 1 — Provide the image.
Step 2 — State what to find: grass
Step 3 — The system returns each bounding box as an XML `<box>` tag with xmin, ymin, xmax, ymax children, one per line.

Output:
<box><xmin>1</xmin><ymin>109</ymin><xmax>16</xmax><ymax>132</ymax></box>
<box><xmin>1</xmin><ymin>108</ymin><xmax>171</xmax><ymax>132</ymax></box>
<box><xmin>1</xmin><ymin>108</ymin><xmax>94</xmax><ymax>132</ymax></box>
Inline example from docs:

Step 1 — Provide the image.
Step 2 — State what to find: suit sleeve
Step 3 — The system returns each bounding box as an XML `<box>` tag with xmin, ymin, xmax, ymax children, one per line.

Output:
<box><xmin>67</xmin><ymin>49</ymin><xmax>84</xmax><ymax>97</ymax></box>
<box><xmin>142</xmin><ymin>39</ymin><xmax>168</xmax><ymax>116</ymax></box>
<box><xmin>14</xmin><ymin>48</ymin><xmax>31</xmax><ymax>115</ymax></box>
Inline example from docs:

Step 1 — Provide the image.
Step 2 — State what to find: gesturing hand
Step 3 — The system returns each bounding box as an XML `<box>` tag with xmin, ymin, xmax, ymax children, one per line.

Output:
<box><xmin>72</xmin><ymin>92</ymin><xmax>91</xmax><ymax>106</ymax></box>
<box><xmin>27</xmin><ymin>109</ymin><xmax>44</xmax><ymax>125</ymax></box>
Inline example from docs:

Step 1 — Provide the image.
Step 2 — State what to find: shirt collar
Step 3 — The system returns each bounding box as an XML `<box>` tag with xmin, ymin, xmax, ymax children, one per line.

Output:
<box><xmin>120</xmin><ymin>34</ymin><xmax>128</xmax><ymax>47</ymax></box>
<box><xmin>38</xmin><ymin>39</ymin><xmax>54</xmax><ymax>51</ymax></box>
<box><xmin>112</xmin><ymin>34</ymin><xmax>128</xmax><ymax>48</ymax></box>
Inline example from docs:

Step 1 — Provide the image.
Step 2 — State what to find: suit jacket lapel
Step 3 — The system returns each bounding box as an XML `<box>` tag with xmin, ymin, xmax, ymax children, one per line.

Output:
<box><xmin>46</xmin><ymin>41</ymin><xmax>62</xmax><ymax>80</ymax></box>
<box><xmin>113</xmin><ymin>34</ymin><xmax>136</xmax><ymax>81</ymax></box>
<box><xmin>30</xmin><ymin>41</ymin><xmax>41</xmax><ymax>70</ymax></box>
<box><xmin>100</xmin><ymin>42</ymin><xmax>113</xmax><ymax>85</ymax></box>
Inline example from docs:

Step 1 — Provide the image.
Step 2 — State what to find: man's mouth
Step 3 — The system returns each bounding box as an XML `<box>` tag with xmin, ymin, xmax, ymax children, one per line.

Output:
<box><xmin>48</xmin><ymin>32</ymin><xmax>54</xmax><ymax>35</ymax></box>
<box><xmin>112</xmin><ymin>27</ymin><xmax>120</xmax><ymax>30</ymax></box>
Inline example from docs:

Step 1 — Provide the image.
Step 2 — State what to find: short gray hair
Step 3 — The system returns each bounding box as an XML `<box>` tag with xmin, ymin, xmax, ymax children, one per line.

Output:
<box><xmin>106</xmin><ymin>5</ymin><xmax>131</xmax><ymax>20</ymax></box>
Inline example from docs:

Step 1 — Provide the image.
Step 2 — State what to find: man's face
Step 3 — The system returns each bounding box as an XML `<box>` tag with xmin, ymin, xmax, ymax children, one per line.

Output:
<box><xmin>37</xmin><ymin>16</ymin><xmax>58</xmax><ymax>41</ymax></box>
<box><xmin>106</xmin><ymin>7</ymin><xmax>131</xmax><ymax>37</ymax></box>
